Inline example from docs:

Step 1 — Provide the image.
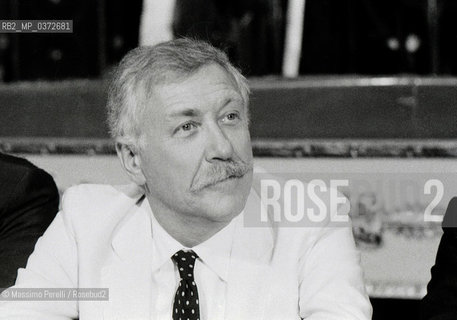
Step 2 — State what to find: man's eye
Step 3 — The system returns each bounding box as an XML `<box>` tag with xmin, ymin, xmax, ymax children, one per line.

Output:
<box><xmin>223</xmin><ymin>112</ymin><xmax>240</xmax><ymax>122</ymax></box>
<box><xmin>181</xmin><ymin>123</ymin><xmax>195</xmax><ymax>131</ymax></box>
<box><xmin>174</xmin><ymin>122</ymin><xmax>198</xmax><ymax>135</ymax></box>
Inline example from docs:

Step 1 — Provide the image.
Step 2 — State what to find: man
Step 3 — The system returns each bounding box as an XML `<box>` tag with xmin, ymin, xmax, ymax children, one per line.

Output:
<box><xmin>422</xmin><ymin>198</ymin><xmax>457</xmax><ymax>319</ymax></box>
<box><xmin>0</xmin><ymin>39</ymin><xmax>371</xmax><ymax>319</ymax></box>
<box><xmin>0</xmin><ymin>152</ymin><xmax>59</xmax><ymax>289</ymax></box>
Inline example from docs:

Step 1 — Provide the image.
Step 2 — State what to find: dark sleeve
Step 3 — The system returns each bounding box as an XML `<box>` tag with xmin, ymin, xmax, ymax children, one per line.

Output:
<box><xmin>0</xmin><ymin>167</ymin><xmax>59</xmax><ymax>289</ymax></box>
<box><xmin>421</xmin><ymin>198</ymin><xmax>457</xmax><ymax>320</ymax></box>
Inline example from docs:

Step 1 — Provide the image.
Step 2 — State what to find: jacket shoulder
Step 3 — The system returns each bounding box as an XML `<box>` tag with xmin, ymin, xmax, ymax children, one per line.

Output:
<box><xmin>60</xmin><ymin>183</ymin><xmax>143</xmax><ymax>233</ymax></box>
<box><xmin>0</xmin><ymin>153</ymin><xmax>57</xmax><ymax>213</ymax></box>
<box><xmin>62</xmin><ymin>183</ymin><xmax>142</xmax><ymax>210</ymax></box>
<box><xmin>443</xmin><ymin>197</ymin><xmax>457</xmax><ymax>229</ymax></box>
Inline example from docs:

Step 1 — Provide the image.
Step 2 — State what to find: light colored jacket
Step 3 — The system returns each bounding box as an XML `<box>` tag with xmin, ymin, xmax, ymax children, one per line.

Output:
<box><xmin>0</xmin><ymin>183</ymin><xmax>372</xmax><ymax>319</ymax></box>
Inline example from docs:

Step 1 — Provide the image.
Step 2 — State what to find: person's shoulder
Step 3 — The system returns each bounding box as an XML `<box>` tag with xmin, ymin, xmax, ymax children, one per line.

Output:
<box><xmin>0</xmin><ymin>153</ymin><xmax>57</xmax><ymax>206</ymax></box>
<box><xmin>62</xmin><ymin>183</ymin><xmax>142</xmax><ymax>209</ymax></box>
<box><xmin>0</xmin><ymin>152</ymin><xmax>56</xmax><ymax>184</ymax></box>
<box><xmin>0</xmin><ymin>153</ymin><xmax>42</xmax><ymax>179</ymax></box>
<box><xmin>0</xmin><ymin>152</ymin><xmax>35</xmax><ymax>168</ymax></box>
<box><xmin>59</xmin><ymin>183</ymin><xmax>144</xmax><ymax>236</ymax></box>
<box><xmin>61</xmin><ymin>183</ymin><xmax>143</xmax><ymax>216</ymax></box>
<box><xmin>442</xmin><ymin>197</ymin><xmax>457</xmax><ymax>231</ymax></box>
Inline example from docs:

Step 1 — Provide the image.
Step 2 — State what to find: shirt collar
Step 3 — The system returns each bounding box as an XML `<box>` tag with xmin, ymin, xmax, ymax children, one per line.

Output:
<box><xmin>143</xmin><ymin>199</ymin><xmax>240</xmax><ymax>282</ymax></box>
<box><xmin>192</xmin><ymin>212</ymin><xmax>240</xmax><ymax>282</ymax></box>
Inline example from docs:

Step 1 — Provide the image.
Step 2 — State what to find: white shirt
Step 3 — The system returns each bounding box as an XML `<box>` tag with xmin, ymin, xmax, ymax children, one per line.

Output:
<box><xmin>0</xmin><ymin>183</ymin><xmax>372</xmax><ymax>319</ymax></box>
<box><xmin>144</xmin><ymin>199</ymin><xmax>240</xmax><ymax>320</ymax></box>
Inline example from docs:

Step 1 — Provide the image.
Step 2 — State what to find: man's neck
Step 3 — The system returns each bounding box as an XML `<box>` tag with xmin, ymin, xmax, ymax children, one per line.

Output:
<box><xmin>146</xmin><ymin>197</ymin><xmax>233</xmax><ymax>248</ymax></box>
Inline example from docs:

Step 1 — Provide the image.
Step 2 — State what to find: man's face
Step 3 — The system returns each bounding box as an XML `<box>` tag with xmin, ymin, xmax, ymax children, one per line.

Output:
<box><xmin>138</xmin><ymin>63</ymin><xmax>253</xmax><ymax>224</ymax></box>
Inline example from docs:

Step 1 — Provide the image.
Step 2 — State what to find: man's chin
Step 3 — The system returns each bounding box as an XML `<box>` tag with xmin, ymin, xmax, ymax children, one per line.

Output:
<box><xmin>193</xmin><ymin>189</ymin><xmax>250</xmax><ymax>222</ymax></box>
<box><xmin>188</xmin><ymin>173</ymin><xmax>253</xmax><ymax>221</ymax></box>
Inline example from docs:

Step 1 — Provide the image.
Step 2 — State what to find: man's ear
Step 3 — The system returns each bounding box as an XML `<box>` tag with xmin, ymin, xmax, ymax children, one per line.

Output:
<box><xmin>116</xmin><ymin>142</ymin><xmax>147</xmax><ymax>186</ymax></box>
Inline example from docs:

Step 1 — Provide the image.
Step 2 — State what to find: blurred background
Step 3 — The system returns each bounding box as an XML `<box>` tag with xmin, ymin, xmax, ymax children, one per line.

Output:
<box><xmin>0</xmin><ymin>0</ymin><xmax>456</xmax><ymax>80</ymax></box>
<box><xmin>2</xmin><ymin>1</ymin><xmax>457</xmax><ymax>319</ymax></box>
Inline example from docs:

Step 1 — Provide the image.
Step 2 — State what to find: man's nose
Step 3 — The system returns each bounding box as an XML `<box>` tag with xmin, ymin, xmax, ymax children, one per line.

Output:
<box><xmin>205</xmin><ymin>123</ymin><xmax>234</xmax><ymax>162</ymax></box>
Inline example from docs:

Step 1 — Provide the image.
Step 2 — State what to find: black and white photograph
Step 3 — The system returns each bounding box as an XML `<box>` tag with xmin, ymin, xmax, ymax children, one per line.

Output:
<box><xmin>1</xmin><ymin>0</ymin><xmax>457</xmax><ymax>319</ymax></box>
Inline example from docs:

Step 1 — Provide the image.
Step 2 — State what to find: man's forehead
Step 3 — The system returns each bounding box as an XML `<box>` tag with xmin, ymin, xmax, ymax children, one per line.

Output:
<box><xmin>157</xmin><ymin>64</ymin><xmax>236</xmax><ymax>89</ymax></box>
<box><xmin>164</xmin><ymin>96</ymin><xmax>245</xmax><ymax>119</ymax></box>
<box><xmin>151</xmin><ymin>67</ymin><xmax>243</xmax><ymax>106</ymax></box>
<box><xmin>134</xmin><ymin>63</ymin><xmax>247</xmax><ymax>121</ymax></box>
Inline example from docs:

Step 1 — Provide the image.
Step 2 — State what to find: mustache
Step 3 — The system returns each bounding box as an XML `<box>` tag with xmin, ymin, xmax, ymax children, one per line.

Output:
<box><xmin>190</xmin><ymin>159</ymin><xmax>252</xmax><ymax>192</ymax></box>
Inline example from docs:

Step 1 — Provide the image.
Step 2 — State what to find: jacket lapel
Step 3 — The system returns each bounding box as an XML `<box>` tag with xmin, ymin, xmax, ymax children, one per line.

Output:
<box><xmin>99</xmin><ymin>184</ymin><xmax>277</xmax><ymax>319</ymax></box>
<box><xmin>101</xmin><ymin>189</ymin><xmax>154</xmax><ymax>319</ymax></box>
<box><xmin>225</xmin><ymin>189</ymin><xmax>276</xmax><ymax>320</ymax></box>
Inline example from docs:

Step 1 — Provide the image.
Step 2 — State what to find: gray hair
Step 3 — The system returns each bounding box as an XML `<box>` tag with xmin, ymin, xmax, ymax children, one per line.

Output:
<box><xmin>106</xmin><ymin>38</ymin><xmax>250</xmax><ymax>150</ymax></box>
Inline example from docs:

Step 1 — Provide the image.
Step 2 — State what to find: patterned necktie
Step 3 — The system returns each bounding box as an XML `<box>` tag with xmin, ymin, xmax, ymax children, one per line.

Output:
<box><xmin>172</xmin><ymin>250</ymin><xmax>200</xmax><ymax>320</ymax></box>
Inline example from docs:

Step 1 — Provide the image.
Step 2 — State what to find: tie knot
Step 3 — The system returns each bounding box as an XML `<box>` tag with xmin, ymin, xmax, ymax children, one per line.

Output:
<box><xmin>172</xmin><ymin>250</ymin><xmax>198</xmax><ymax>280</ymax></box>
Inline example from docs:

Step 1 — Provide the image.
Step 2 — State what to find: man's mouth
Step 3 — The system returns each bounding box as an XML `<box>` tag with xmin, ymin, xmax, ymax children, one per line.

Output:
<box><xmin>194</xmin><ymin>172</ymin><xmax>247</xmax><ymax>192</ymax></box>
<box><xmin>190</xmin><ymin>160</ymin><xmax>252</xmax><ymax>193</ymax></box>
<box><xmin>207</xmin><ymin>173</ymin><xmax>243</xmax><ymax>188</ymax></box>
